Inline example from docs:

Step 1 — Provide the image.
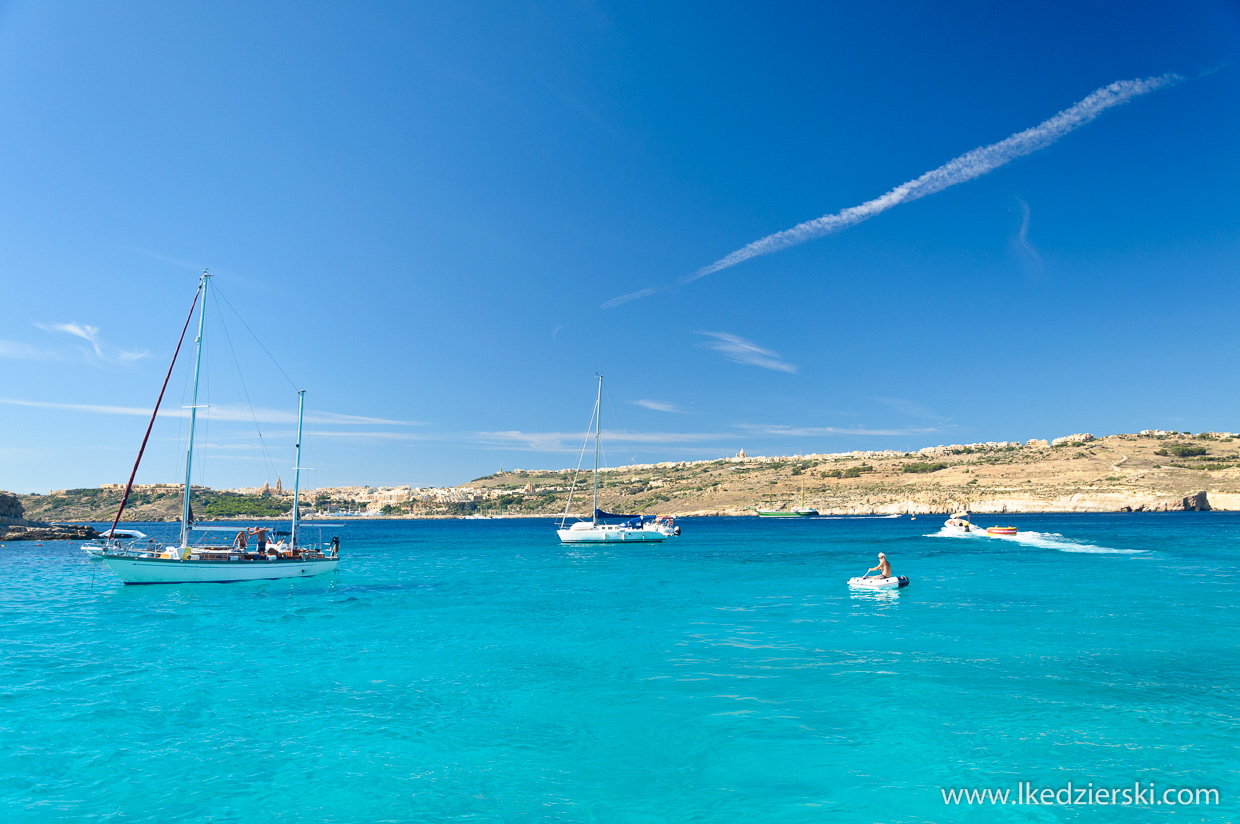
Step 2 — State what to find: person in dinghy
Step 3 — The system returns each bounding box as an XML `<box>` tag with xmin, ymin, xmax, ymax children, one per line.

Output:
<box><xmin>867</xmin><ymin>552</ymin><xmax>893</xmax><ymax>579</ymax></box>
<box><xmin>850</xmin><ymin>552</ymin><xmax>910</xmax><ymax>589</ymax></box>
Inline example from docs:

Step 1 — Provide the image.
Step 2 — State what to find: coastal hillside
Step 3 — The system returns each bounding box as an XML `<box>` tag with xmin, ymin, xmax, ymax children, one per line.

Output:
<box><xmin>463</xmin><ymin>431</ymin><xmax>1240</xmax><ymax>516</ymax></box>
<box><xmin>19</xmin><ymin>487</ymin><xmax>295</xmax><ymax>524</ymax></box>
<box><xmin>18</xmin><ymin>431</ymin><xmax>1240</xmax><ymax>520</ymax></box>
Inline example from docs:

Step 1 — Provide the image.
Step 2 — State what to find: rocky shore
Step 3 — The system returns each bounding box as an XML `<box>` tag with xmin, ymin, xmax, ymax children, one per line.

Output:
<box><xmin>0</xmin><ymin>491</ymin><xmax>99</xmax><ymax>542</ymax></box>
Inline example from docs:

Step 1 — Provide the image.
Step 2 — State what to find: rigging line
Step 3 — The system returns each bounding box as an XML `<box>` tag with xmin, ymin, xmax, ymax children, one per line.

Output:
<box><xmin>174</xmin><ymin>338</ymin><xmax>192</xmax><ymax>494</ymax></box>
<box><xmin>303</xmin><ymin>397</ymin><xmax>336</xmax><ymax>494</ymax></box>
<box><xmin>296</xmin><ymin>397</ymin><xmax>318</xmax><ymax>503</ymax></box>
<box><xmin>559</xmin><ymin>395</ymin><xmax>598</xmax><ymax>526</ymax></box>
<box><xmin>212</xmin><ymin>290</ymin><xmax>279</xmax><ymax>483</ymax></box>
<box><xmin>212</xmin><ymin>283</ymin><xmax>299</xmax><ymax>393</ymax></box>
<box><xmin>601</xmin><ymin>382</ymin><xmax>635</xmax><ymax>472</ymax></box>
<box><xmin>108</xmin><ymin>285</ymin><xmax>200</xmax><ymax>535</ymax></box>
<box><xmin>303</xmin><ymin>423</ymin><xmax>322</xmax><ymax>511</ymax></box>
<box><xmin>199</xmin><ymin>315</ymin><xmax>212</xmax><ymax>496</ymax></box>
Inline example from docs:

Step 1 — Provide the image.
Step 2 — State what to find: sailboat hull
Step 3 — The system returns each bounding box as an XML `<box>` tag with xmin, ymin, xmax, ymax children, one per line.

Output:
<box><xmin>556</xmin><ymin>526</ymin><xmax>666</xmax><ymax>543</ymax></box>
<box><xmin>102</xmin><ymin>555</ymin><xmax>338</xmax><ymax>584</ymax></box>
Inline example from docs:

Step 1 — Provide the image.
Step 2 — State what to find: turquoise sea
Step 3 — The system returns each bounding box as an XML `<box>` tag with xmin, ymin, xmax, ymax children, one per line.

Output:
<box><xmin>2</xmin><ymin>513</ymin><xmax>1237</xmax><ymax>822</ymax></box>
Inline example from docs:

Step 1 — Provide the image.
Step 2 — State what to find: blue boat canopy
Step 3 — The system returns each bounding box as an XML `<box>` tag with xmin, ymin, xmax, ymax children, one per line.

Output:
<box><xmin>594</xmin><ymin>508</ymin><xmax>649</xmax><ymax>524</ymax></box>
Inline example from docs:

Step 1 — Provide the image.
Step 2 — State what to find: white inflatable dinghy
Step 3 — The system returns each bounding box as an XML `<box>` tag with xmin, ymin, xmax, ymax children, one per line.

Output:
<box><xmin>848</xmin><ymin>575</ymin><xmax>909</xmax><ymax>590</ymax></box>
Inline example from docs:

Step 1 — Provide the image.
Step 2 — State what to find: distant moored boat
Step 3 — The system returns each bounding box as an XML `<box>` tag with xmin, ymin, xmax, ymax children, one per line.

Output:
<box><xmin>556</xmin><ymin>375</ymin><xmax>676</xmax><ymax>543</ymax></box>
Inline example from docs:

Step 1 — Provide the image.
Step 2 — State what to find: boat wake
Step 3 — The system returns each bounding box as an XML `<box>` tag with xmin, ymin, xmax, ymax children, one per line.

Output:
<box><xmin>928</xmin><ymin>527</ymin><xmax>1145</xmax><ymax>554</ymax></box>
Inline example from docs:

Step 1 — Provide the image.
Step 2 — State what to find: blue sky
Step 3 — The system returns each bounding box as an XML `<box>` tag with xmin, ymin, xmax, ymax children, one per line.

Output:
<box><xmin>1</xmin><ymin>1</ymin><xmax>1238</xmax><ymax>493</ymax></box>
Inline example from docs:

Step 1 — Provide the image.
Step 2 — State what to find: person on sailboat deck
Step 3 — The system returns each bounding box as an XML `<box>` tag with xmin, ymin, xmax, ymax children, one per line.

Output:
<box><xmin>866</xmin><ymin>553</ymin><xmax>893</xmax><ymax>579</ymax></box>
<box><xmin>248</xmin><ymin>526</ymin><xmax>267</xmax><ymax>554</ymax></box>
<box><xmin>231</xmin><ymin>530</ymin><xmax>248</xmax><ymax>550</ymax></box>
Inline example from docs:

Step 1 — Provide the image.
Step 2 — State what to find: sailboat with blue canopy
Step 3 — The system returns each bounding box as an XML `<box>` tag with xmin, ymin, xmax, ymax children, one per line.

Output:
<box><xmin>556</xmin><ymin>375</ymin><xmax>680</xmax><ymax>544</ymax></box>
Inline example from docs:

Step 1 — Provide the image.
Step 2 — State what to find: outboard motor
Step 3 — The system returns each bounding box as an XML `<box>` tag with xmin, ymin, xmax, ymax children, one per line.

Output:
<box><xmin>673</xmin><ymin>525</ymin><xmax>681</xmax><ymax>536</ymax></box>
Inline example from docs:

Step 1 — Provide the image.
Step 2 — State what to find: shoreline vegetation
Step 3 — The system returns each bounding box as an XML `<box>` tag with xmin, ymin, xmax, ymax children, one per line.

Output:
<box><xmin>8</xmin><ymin>431</ymin><xmax>1240</xmax><ymax>528</ymax></box>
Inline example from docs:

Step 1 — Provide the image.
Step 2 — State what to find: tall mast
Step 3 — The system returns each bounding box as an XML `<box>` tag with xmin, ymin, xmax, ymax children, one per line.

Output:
<box><xmin>291</xmin><ymin>389</ymin><xmax>305</xmax><ymax>547</ymax></box>
<box><xmin>180</xmin><ymin>269</ymin><xmax>211</xmax><ymax>548</ymax></box>
<box><xmin>593</xmin><ymin>373</ymin><xmax>602</xmax><ymax>525</ymax></box>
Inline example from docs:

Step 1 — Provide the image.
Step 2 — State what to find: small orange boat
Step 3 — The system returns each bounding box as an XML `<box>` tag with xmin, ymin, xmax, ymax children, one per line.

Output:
<box><xmin>986</xmin><ymin>526</ymin><xmax>1017</xmax><ymax>536</ymax></box>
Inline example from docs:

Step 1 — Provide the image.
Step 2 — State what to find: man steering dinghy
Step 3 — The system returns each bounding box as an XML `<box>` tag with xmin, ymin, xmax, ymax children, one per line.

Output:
<box><xmin>849</xmin><ymin>552</ymin><xmax>910</xmax><ymax>589</ymax></box>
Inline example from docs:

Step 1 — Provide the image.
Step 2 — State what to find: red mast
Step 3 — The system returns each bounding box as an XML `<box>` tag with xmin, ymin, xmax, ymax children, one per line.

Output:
<box><xmin>105</xmin><ymin>285</ymin><xmax>202</xmax><ymax>539</ymax></box>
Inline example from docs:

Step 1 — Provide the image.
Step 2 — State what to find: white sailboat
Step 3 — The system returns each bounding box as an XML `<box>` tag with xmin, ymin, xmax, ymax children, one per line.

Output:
<box><xmin>92</xmin><ymin>271</ymin><xmax>340</xmax><ymax>584</ymax></box>
<box><xmin>555</xmin><ymin>375</ymin><xmax>675</xmax><ymax>543</ymax></box>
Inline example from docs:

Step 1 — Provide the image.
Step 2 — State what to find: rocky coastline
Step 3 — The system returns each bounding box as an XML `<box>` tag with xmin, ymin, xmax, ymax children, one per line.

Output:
<box><xmin>0</xmin><ymin>491</ymin><xmax>99</xmax><ymax>542</ymax></box>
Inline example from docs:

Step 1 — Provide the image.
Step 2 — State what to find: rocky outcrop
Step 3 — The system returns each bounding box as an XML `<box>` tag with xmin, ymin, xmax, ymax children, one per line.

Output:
<box><xmin>0</xmin><ymin>491</ymin><xmax>25</xmax><ymax>526</ymax></box>
<box><xmin>1125</xmin><ymin>490</ymin><xmax>1210</xmax><ymax>512</ymax></box>
<box><xmin>0</xmin><ymin>524</ymin><xmax>99</xmax><ymax>541</ymax></box>
<box><xmin>0</xmin><ymin>490</ymin><xmax>99</xmax><ymax>541</ymax></box>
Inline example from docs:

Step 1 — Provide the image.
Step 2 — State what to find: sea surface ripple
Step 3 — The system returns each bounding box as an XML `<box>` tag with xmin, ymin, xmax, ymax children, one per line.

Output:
<box><xmin>2</xmin><ymin>513</ymin><xmax>1237</xmax><ymax>822</ymax></box>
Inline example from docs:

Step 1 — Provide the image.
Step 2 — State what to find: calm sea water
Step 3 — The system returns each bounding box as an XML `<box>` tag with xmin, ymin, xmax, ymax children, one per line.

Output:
<box><xmin>2</xmin><ymin>514</ymin><xmax>1237</xmax><ymax>822</ymax></box>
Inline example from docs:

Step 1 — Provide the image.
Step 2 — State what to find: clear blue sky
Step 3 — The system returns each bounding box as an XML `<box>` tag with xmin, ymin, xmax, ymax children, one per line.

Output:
<box><xmin>2</xmin><ymin>1</ymin><xmax>1238</xmax><ymax>493</ymax></box>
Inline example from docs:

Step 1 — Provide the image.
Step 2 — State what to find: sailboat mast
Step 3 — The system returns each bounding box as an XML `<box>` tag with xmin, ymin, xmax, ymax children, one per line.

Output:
<box><xmin>180</xmin><ymin>270</ymin><xmax>211</xmax><ymax>548</ymax></box>
<box><xmin>291</xmin><ymin>390</ymin><xmax>305</xmax><ymax>547</ymax></box>
<box><xmin>593</xmin><ymin>373</ymin><xmax>602</xmax><ymax>525</ymax></box>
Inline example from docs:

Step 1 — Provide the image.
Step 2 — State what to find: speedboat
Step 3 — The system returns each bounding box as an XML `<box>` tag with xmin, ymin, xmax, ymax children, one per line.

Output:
<box><xmin>81</xmin><ymin>528</ymin><xmax>148</xmax><ymax>558</ymax></box>
<box><xmin>944</xmin><ymin>512</ymin><xmax>973</xmax><ymax>532</ymax></box>
<box><xmin>651</xmin><ymin>516</ymin><xmax>680</xmax><ymax>537</ymax></box>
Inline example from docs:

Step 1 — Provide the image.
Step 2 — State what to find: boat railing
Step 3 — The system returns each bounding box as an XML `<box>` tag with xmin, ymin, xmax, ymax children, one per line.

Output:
<box><xmin>102</xmin><ymin>538</ymin><xmax>339</xmax><ymax>561</ymax></box>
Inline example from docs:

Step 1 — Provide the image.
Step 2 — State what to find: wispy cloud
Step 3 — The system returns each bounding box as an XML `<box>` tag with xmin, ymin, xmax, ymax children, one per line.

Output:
<box><xmin>0</xmin><ymin>398</ymin><xmax>420</xmax><ymax>426</ymax></box>
<box><xmin>475</xmin><ymin>429</ymin><xmax>734</xmax><ymax>452</ymax></box>
<box><xmin>696</xmin><ymin>331</ymin><xmax>797</xmax><ymax>373</ymax></box>
<box><xmin>1013</xmin><ymin>196</ymin><xmax>1042</xmax><ymax>271</ymax></box>
<box><xmin>684</xmin><ymin>74</ymin><xmax>1179</xmax><ymax>282</ymax></box>
<box><xmin>531</xmin><ymin>71</ymin><xmax>620</xmax><ymax>138</ymax></box>
<box><xmin>871</xmin><ymin>396</ymin><xmax>952</xmax><ymax>425</ymax></box>
<box><xmin>738</xmin><ymin>423</ymin><xmax>941</xmax><ymax>437</ymax></box>
<box><xmin>36</xmin><ymin>322</ymin><xmax>104</xmax><ymax>357</ymax></box>
<box><xmin>35</xmin><ymin>322</ymin><xmax>148</xmax><ymax>364</ymax></box>
<box><xmin>0</xmin><ymin>340</ymin><xmax>55</xmax><ymax>360</ymax></box>
<box><xmin>308</xmin><ymin>411</ymin><xmax>422</xmax><ymax>426</ymax></box>
<box><xmin>129</xmin><ymin>247</ymin><xmax>202</xmax><ymax>271</ymax></box>
<box><xmin>600</xmin><ymin>287</ymin><xmax>660</xmax><ymax>309</ymax></box>
<box><xmin>307</xmin><ymin>430</ymin><xmax>434</xmax><ymax>441</ymax></box>
<box><xmin>632</xmin><ymin>399</ymin><xmax>688</xmax><ymax>414</ymax></box>
<box><xmin>0</xmin><ymin>399</ymin><xmax>151</xmax><ymax>417</ymax></box>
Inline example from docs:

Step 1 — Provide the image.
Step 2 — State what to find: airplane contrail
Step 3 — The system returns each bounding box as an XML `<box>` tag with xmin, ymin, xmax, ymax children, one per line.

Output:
<box><xmin>684</xmin><ymin>73</ymin><xmax>1180</xmax><ymax>283</ymax></box>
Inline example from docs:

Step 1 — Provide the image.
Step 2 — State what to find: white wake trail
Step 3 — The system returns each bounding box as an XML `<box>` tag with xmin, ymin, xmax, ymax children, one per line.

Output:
<box><xmin>930</xmin><ymin>526</ymin><xmax>1145</xmax><ymax>554</ymax></box>
<box><xmin>687</xmin><ymin>74</ymin><xmax>1180</xmax><ymax>282</ymax></box>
